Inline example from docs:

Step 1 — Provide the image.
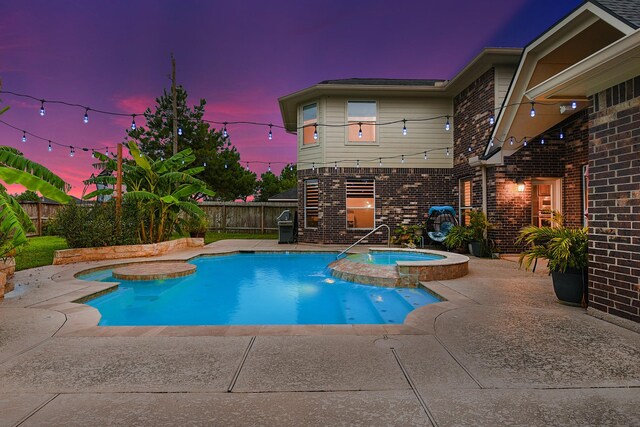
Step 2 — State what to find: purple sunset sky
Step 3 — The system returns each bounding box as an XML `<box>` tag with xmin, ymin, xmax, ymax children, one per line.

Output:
<box><xmin>1</xmin><ymin>0</ymin><xmax>582</xmax><ymax>197</ymax></box>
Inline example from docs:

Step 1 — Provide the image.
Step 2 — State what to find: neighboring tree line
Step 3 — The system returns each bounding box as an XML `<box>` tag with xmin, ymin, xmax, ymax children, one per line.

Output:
<box><xmin>126</xmin><ymin>86</ymin><xmax>296</xmax><ymax>202</ymax></box>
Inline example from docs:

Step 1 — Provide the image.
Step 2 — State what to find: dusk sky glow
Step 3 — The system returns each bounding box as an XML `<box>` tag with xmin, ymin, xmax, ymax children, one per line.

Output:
<box><xmin>1</xmin><ymin>0</ymin><xmax>582</xmax><ymax>197</ymax></box>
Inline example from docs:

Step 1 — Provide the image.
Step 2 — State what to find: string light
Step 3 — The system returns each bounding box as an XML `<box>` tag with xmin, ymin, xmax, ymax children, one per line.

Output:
<box><xmin>105</xmin><ymin>147</ymin><xmax>109</xmax><ymax>156</ymax></box>
<box><xmin>268</xmin><ymin>124</ymin><xmax>273</xmax><ymax>140</ymax></box>
<box><xmin>268</xmin><ymin>162</ymin><xmax>271</xmax><ymax>172</ymax></box>
<box><xmin>510</xmin><ymin>137</ymin><xmax>514</xmax><ymax>146</ymax></box>
<box><xmin>446</xmin><ymin>148</ymin><xmax>450</xmax><ymax>156</ymax></box>
<box><xmin>489</xmin><ymin>112</ymin><xmax>495</xmax><ymax>125</ymax></box>
<box><xmin>313</xmin><ymin>124</ymin><xmax>318</xmax><ymax>140</ymax></box>
<box><xmin>489</xmin><ymin>138</ymin><xmax>494</xmax><ymax>147</ymax></box>
<box><xmin>224</xmin><ymin>163</ymin><xmax>228</xmax><ymax>169</ymax></box>
<box><xmin>312</xmin><ymin>162</ymin><xmax>315</xmax><ymax>171</ymax></box>
<box><xmin>334</xmin><ymin>162</ymin><xmax>338</xmax><ymax>171</ymax></box>
<box><xmin>178</xmin><ymin>127</ymin><xmax>183</xmax><ymax>136</ymax></box>
<box><xmin>540</xmin><ymin>138</ymin><xmax>544</xmax><ymax>145</ymax></box>
<box><xmin>356</xmin><ymin>159</ymin><xmax>360</xmax><ymax>168</ymax></box>
<box><xmin>131</xmin><ymin>114</ymin><xmax>137</xmax><ymax>130</ymax></box>
<box><xmin>379</xmin><ymin>158</ymin><xmax>382</xmax><ymax>167</ymax></box>
<box><xmin>468</xmin><ymin>145</ymin><xmax>472</xmax><ymax>152</ymax></box>
<box><xmin>204</xmin><ymin>161</ymin><xmax>207</xmax><ymax>167</ymax></box>
<box><xmin>358</xmin><ymin>122</ymin><xmax>363</xmax><ymax>138</ymax></box>
<box><xmin>289</xmin><ymin>164</ymin><xmax>293</xmax><ymax>171</ymax></box>
<box><xmin>70</xmin><ymin>147</ymin><xmax>75</xmax><ymax>157</ymax></box>
<box><xmin>402</xmin><ymin>119</ymin><xmax>407</xmax><ymax>136</ymax></box>
<box><xmin>22</xmin><ymin>131</ymin><xmax>26</xmax><ymax>143</ymax></box>
<box><xmin>571</xmin><ymin>101</ymin><xmax>577</xmax><ymax>109</ymax></box>
<box><xmin>39</xmin><ymin>100</ymin><xmax>45</xmax><ymax>116</ymax></box>
<box><xmin>424</xmin><ymin>151</ymin><xmax>427</xmax><ymax>160</ymax></box>
<box><xmin>559</xmin><ymin>129</ymin><xmax>564</xmax><ymax>139</ymax></box>
<box><xmin>222</xmin><ymin>122</ymin><xmax>228</xmax><ymax>138</ymax></box>
<box><xmin>445</xmin><ymin>116</ymin><xmax>450</xmax><ymax>131</ymax></box>
<box><xmin>48</xmin><ymin>141</ymin><xmax>52</xmax><ymax>152</ymax></box>
<box><xmin>401</xmin><ymin>155</ymin><xmax>405</xmax><ymax>164</ymax></box>
<box><xmin>524</xmin><ymin>137</ymin><xmax>528</xmax><ymax>146</ymax></box>
<box><xmin>530</xmin><ymin>102</ymin><xmax>536</xmax><ymax>118</ymax></box>
<box><xmin>91</xmin><ymin>150</ymin><xmax>96</xmax><ymax>158</ymax></box>
<box><xmin>83</xmin><ymin>108</ymin><xmax>89</xmax><ymax>124</ymax></box>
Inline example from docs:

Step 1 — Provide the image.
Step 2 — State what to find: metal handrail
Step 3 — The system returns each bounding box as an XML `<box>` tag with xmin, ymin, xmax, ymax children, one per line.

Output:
<box><xmin>336</xmin><ymin>224</ymin><xmax>391</xmax><ymax>259</ymax></box>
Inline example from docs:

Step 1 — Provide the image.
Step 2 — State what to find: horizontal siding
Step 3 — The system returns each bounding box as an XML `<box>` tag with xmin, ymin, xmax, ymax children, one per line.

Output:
<box><xmin>303</xmin><ymin>96</ymin><xmax>453</xmax><ymax>169</ymax></box>
<box><xmin>297</xmin><ymin>98</ymin><xmax>323</xmax><ymax>170</ymax></box>
<box><xmin>495</xmin><ymin>65</ymin><xmax>516</xmax><ymax>109</ymax></box>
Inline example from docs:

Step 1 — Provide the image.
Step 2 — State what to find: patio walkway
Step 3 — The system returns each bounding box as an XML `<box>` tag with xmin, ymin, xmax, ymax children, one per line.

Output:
<box><xmin>0</xmin><ymin>240</ymin><xmax>638</xmax><ymax>426</ymax></box>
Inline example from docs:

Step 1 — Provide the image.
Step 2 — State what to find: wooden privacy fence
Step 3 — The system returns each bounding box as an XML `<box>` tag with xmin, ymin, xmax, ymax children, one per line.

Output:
<box><xmin>18</xmin><ymin>201</ymin><xmax>298</xmax><ymax>236</ymax></box>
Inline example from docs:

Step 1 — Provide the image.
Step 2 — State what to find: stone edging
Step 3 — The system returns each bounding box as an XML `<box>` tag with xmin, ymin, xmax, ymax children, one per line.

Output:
<box><xmin>52</xmin><ymin>238</ymin><xmax>205</xmax><ymax>265</ymax></box>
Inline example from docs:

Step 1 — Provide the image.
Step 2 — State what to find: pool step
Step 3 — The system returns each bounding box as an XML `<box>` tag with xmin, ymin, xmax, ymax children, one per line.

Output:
<box><xmin>327</xmin><ymin>258</ymin><xmax>408</xmax><ymax>288</ymax></box>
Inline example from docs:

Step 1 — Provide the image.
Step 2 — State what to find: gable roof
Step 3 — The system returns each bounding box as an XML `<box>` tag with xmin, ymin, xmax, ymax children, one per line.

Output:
<box><xmin>592</xmin><ymin>0</ymin><xmax>640</xmax><ymax>28</ymax></box>
<box><xmin>319</xmin><ymin>78</ymin><xmax>443</xmax><ymax>86</ymax></box>
<box><xmin>268</xmin><ymin>187</ymin><xmax>297</xmax><ymax>201</ymax></box>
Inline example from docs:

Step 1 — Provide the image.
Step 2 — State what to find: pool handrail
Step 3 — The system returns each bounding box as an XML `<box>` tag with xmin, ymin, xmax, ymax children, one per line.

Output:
<box><xmin>336</xmin><ymin>224</ymin><xmax>391</xmax><ymax>259</ymax></box>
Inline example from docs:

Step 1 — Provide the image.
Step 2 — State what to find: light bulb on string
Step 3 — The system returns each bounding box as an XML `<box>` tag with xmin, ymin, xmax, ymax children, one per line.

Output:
<box><xmin>401</xmin><ymin>155</ymin><xmax>405</xmax><ymax>164</ymax></box>
<box><xmin>105</xmin><ymin>147</ymin><xmax>109</xmax><ymax>156</ymax></box>
<box><xmin>559</xmin><ymin>129</ymin><xmax>564</xmax><ymax>139</ymax></box>
<box><xmin>468</xmin><ymin>145</ymin><xmax>472</xmax><ymax>152</ymax></box>
<box><xmin>268</xmin><ymin>163</ymin><xmax>271</xmax><ymax>172</ymax></box>
<box><xmin>224</xmin><ymin>163</ymin><xmax>228</xmax><ymax>169</ymax></box>
<box><xmin>489</xmin><ymin>113</ymin><xmax>495</xmax><ymax>125</ymax></box>
<box><xmin>312</xmin><ymin>162</ymin><xmax>315</xmax><ymax>171</ymax></box>
<box><xmin>22</xmin><ymin>131</ymin><xmax>26</xmax><ymax>143</ymax></box>
<box><xmin>268</xmin><ymin>124</ymin><xmax>273</xmax><ymax>140</ymax></box>
<box><xmin>571</xmin><ymin>101</ymin><xmax>577</xmax><ymax>109</ymax></box>
<box><xmin>203</xmin><ymin>162</ymin><xmax>207</xmax><ymax>167</ymax></box>
<box><xmin>446</xmin><ymin>147</ymin><xmax>450</xmax><ymax>156</ymax></box>
<box><xmin>402</xmin><ymin>120</ymin><xmax>407</xmax><ymax>136</ymax></box>
<box><xmin>178</xmin><ymin>127</ymin><xmax>183</xmax><ymax>136</ymax></box>
<box><xmin>48</xmin><ymin>141</ymin><xmax>52</xmax><ymax>152</ymax></box>
<box><xmin>540</xmin><ymin>138</ymin><xmax>544</xmax><ymax>145</ymax></box>
<box><xmin>379</xmin><ymin>158</ymin><xmax>382</xmax><ymax>167</ymax></box>
<box><xmin>246</xmin><ymin>162</ymin><xmax>250</xmax><ymax>171</ymax></box>
<box><xmin>510</xmin><ymin>137</ymin><xmax>514</xmax><ymax>146</ymax></box>
<box><xmin>70</xmin><ymin>147</ymin><xmax>75</xmax><ymax>157</ymax></box>
<box><xmin>39</xmin><ymin>100</ymin><xmax>45</xmax><ymax>116</ymax></box>
<box><xmin>223</xmin><ymin>122</ymin><xmax>228</xmax><ymax>138</ymax></box>
<box><xmin>131</xmin><ymin>115</ymin><xmax>137</xmax><ymax>130</ymax></box>
<box><xmin>84</xmin><ymin>108</ymin><xmax>89</xmax><ymax>124</ymax></box>
<box><xmin>524</xmin><ymin>137</ymin><xmax>528</xmax><ymax>146</ymax></box>
<box><xmin>530</xmin><ymin>102</ymin><xmax>536</xmax><ymax>118</ymax></box>
<box><xmin>334</xmin><ymin>162</ymin><xmax>338</xmax><ymax>171</ymax></box>
<box><xmin>424</xmin><ymin>151</ymin><xmax>427</xmax><ymax>160</ymax></box>
<box><xmin>356</xmin><ymin>160</ymin><xmax>360</xmax><ymax>168</ymax></box>
<box><xmin>489</xmin><ymin>138</ymin><xmax>494</xmax><ymax>147</ymax></box>
<box><xmin>313</xmin><ymin>124</ymin><xmax>318</xmax><ymax>140</ymax></box>
<box><xmin>358</xmin><ymin>122</ymin><xmax>363</xmax><ymax>138</ymax></box>
<box><xmin>91</xmin><ymin>151</ymin><xmax>95</xmax><ymax>158</ymax></box>
<box><xmin>445</xmin><ymin>116</ymin><xmax>450</xmax><ymax>131</ymax></box>
<box><xmin>290</xmin><ymin>164</ymin><xmax>293</xmax><ymax>172</ymax></box>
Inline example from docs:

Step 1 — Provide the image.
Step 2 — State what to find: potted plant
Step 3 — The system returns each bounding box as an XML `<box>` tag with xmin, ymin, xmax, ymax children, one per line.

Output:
<box><xmin>516</xmin><ymin>213</ymin><xmax>588</xmax><ymax>306</ymax></box>
<box><xmin>391</xmin><ymin>224</ymin><xmax>421</xmax><ymax>246</ymax></box>
<box><xmin>186</xmin><ymin>216</ymin><xmax>208</xmax><ymax>238</ymax></box>
<box><xmin>443</xmin><ymin>225</ymin><xmax>472</xmax><ymax>253</ymax></box>
<box><xmin>467</xmin><ymin>210</ymin><xmax>493</xmax><ymax>257</ymax></box>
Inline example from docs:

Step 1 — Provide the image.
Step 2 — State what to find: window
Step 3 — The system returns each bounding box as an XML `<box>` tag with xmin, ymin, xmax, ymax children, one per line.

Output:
<box><xmin>532</xmin><ymin>179</ymin><xmax>562</xmax><ymax>227</ymax></box>
<box><xmin>459</xmin><ymin>178</ymin><xmax>473</xmax><ymax>226</ymax></box>
<box><xmin>302</xmin><ymin>103</ymin><xmax>317</xmax><ymax>145</ymax></box>
<box><xmin>347</xmin><ymin>101</ymin><xmax>376</xmax><ymax>142</ymax></box>
<box><xmin>304</xmin><ymin>179</ymin><xmax>319</xmax><ymax>228</ymax></box>
<box><xmin>346</xmin><ymin>179</ymin><xmax>375</xmax><ymax>230</ymax></box>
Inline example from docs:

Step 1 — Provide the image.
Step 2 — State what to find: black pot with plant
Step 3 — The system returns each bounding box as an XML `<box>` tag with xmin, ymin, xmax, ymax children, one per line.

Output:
<box><xmin>516</xmin><ymin>213</ymin><xmax>588</xmax><ymax>306</ymax></box>
<box><xmin>443</xmin><ymin>225</ymin><xmax>472</xmax><ymax>253</ymax></box>
<box><xmin>467</xmin><ymin>210</ymin><xmax>493</xmax><ymax>257</ymax></box>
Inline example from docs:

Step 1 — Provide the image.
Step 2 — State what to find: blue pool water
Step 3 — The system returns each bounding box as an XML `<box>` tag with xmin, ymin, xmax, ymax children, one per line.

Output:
<box><xmin>347</xmin><ymin>251</ymin><xmax>444</xmax><ymax>265</ymax></box>
<box><xmin>80</xmin><ymin>253</ymin><xmax>440</xmax><ymax>326</ymax></box>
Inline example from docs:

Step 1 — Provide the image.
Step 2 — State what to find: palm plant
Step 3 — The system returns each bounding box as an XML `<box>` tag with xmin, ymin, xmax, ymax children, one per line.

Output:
<box><xmin>516</xmin><ymin>213</ymin><xmax>588</xmax><ymax>273</ymax></box>
<box><xmin>84</xmin><ymin>141</ymin><xmax>214</xmax><ymax>243</ymax></box>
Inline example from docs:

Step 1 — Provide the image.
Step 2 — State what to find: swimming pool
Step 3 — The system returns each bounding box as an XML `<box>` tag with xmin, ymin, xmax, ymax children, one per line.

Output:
<box><xmin>80</xmin><ymin>253</ymin><xmax>440</xmax><ymax>326</ymax></box>
<box><xmin>346</xmin><ymin>251</ymin><xmax>444</xmax><ymax>265</ymax></box>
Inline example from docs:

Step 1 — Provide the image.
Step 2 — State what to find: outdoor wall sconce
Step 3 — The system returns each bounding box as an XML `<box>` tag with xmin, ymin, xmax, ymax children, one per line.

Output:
<box><xmin>516</xmin><ymin>179</ymin><xmax>525</xmax><ymax>192</ymax></box>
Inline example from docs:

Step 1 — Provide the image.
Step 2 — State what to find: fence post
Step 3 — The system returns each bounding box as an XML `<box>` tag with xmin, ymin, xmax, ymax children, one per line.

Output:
<box><xmin>37</xmin><ymin>201</ymin><xmax>43</xmax><ymax>236</ymax></box>
<box><xmin>261</xmin><ymin>205</ymin><xmax>265</xmax><ymax>234</ymax></box>
<box><xmin>222</xmin><ymin>203</ymin><xmax>227</xmax><ymax>232</ymax></box>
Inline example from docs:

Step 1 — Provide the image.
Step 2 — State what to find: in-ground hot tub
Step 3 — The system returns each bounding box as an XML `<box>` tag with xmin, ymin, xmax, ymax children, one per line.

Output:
<box><xmin>328</xmin><ymin>248</ymin><xmax>469</xmax><ymax>287</ymax></box>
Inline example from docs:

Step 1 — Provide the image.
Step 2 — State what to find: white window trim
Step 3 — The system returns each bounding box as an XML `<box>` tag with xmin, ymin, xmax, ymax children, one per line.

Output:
<box><xmin>459</xmin><ymin>177</ymin><xmax>473</xmax><ymax>224</ymax></box>
<box><xmin>345</xmin><ymin>100</ymin><xmax>378</xmax><ymax>145</ymax></box>
<box><xmin>304</xmin><ymin>179</ymin><xmax>319</xmax><ymax>229</ymax></box>
<box><xmin>301</xmin><ymin>102</ymin><xmax>319</xmax><ymax>147</ymax></box>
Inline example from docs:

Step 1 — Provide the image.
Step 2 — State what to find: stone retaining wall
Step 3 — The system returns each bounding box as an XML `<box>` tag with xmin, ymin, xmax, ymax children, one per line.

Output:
<box><xmin>52</xmin><ymin>238</ymin><xmax>205</xmax><ymax>265</ymax></box>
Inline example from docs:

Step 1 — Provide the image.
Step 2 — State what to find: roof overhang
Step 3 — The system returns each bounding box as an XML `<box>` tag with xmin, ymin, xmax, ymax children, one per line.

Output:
<box><xmin>486</xmin><ymin>2</ymin><xmax>637</xmax><ymax>159</ymax></box>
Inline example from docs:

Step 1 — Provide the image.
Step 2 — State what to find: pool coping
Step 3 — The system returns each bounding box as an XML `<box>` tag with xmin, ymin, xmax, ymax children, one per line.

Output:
<box><xmin>41</xmin><ymin>246</ymin><xmax>473</xmax><ymax>338</ymax></box>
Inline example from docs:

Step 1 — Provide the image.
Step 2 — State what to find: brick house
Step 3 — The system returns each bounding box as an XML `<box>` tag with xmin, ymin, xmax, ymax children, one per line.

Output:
<box><xmin>279</xmin><ymin>0</ymin><xmax>640</xmax><ymax>327</ymax></box>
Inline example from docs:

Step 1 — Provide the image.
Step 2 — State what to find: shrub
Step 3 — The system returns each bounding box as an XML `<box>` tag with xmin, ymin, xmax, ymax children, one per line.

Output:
<box><xmin>51</xmin><ymin>201</ymin><xmax>140</xmax><ymax>248</ymax></box>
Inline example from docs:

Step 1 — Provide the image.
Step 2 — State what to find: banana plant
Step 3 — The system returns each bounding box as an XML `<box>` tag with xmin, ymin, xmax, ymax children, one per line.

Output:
<box><xmin>84</xmin><ymin>141</ymin><xmax>215</xmax><ymax>243</ymax></box>
<box><xmin>0</xmin><ymin>146</ymin><xmax>71</xmax><ymax>257</ymax></box>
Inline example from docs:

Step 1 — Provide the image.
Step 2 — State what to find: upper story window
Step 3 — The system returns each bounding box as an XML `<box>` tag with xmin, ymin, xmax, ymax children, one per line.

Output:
<box><xmin>302</xmin><ymin>103</ymin><xmax>318</xmax><ymax>145</ymax></box>
<box><xmin>348</xmin><ymin>101</ymin><xmax>376</xmax><ymax>142</ymax></box>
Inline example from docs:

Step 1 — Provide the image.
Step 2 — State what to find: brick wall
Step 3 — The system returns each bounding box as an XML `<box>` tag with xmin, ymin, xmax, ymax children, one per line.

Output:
<box><xmin>487</xmin><ymin>111</ymin><xmax>588</xmax><ymax>253</ymax></box>
<box><xmin>587</xmin><ymin>76</ymin><xmax>640</xmax><ymax>324</ymax></box>
<box><xmin>297</xmin><ymin>167</ymin><xmax>454</xmax><ymax>244</ymax></box>
<box><xmin>453</xmin><ymin>68</ymin><xmax>495</xmax><ymax>210</ymax></box>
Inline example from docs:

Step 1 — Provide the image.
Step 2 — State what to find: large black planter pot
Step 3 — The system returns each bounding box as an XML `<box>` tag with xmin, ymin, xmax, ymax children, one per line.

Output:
<box><xmin>468</xmin><ymin>241</ymin><xmax>484</xmax><ymax>257</ymax></box>
<box><xmin>551</xmin><ymin>268</ymin><xmax>586</xmax><ymax>306</ymax></box>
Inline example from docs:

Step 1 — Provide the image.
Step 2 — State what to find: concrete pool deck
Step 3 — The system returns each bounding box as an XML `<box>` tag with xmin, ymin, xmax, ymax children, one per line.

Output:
<box><xmin>1</xmin><ymin>239</ymin><xmax>638</xmax><ymax>426</ymax></box>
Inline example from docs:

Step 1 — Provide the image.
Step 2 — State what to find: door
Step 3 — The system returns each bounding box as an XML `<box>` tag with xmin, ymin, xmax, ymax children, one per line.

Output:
<box><xmin>532</xmin><ymin>179</ymin><xmax>562</xmax><ymax>227</ymax></box>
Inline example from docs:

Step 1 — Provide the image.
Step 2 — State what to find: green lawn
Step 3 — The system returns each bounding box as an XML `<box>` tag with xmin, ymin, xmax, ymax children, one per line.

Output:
<box><xmin>15</xmin><ymin>236</ymin><xmax>68</xmax><ymax>271</ymax></box>
<box><xmin>14</xmin><ymin>233</ymin><xmax>277</xmax><ymax>271</ymax></box>
<box><xmin>205</xmin><ymin>232</ymin><xmax>277</xmax><ymax>245</ymax></box>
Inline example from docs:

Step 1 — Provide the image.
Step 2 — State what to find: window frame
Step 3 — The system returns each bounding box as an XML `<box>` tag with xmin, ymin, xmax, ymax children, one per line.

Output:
<box><xmin>346</xmin><ymin>100</ymin><xmax>377</xmax><ymax>145</ymax></box>
<box><xmin>459</xmin><ymin>177</ymin><xmax>473</xmax><ymax>226</ymax></box>
<box><xmin>304</xmin><ymin>179</ymin><xmax>319</xmax><ymax>229</ymax></box>
<box><xmin>302</xmin><ymin>103</ymin><xmax>318</xmax><ymax>146</ymax></box>
<box><xmin>346</xmin><ymin>179</ymin><xmax>375</xmax><ymax>231</ymax></box>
